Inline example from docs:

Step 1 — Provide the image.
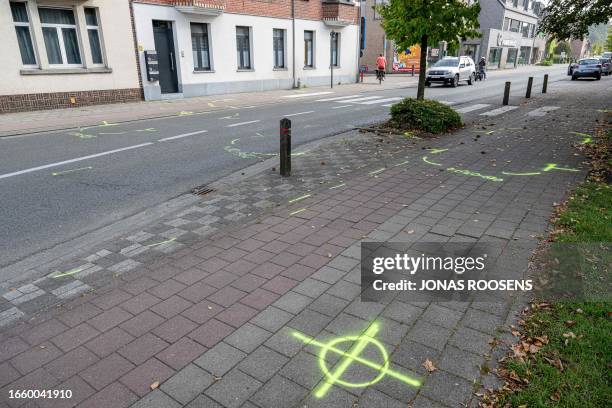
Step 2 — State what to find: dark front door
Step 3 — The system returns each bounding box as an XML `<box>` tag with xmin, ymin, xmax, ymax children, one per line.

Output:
<box><xmin>153</xmin><ymin>20</ymin><xmax>178</xmax><ymax>94</ymax></box>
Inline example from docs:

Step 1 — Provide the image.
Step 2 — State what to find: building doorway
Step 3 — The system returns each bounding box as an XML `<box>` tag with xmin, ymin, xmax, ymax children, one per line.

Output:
<box><xmin>152</xmin><ymin>20</ymin><xmax>178</xmax><ymax>94</ymax></box>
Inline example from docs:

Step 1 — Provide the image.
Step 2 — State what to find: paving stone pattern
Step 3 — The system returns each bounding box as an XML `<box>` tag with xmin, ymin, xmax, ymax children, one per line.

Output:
<box><xmin>0</xmin><ymin>86</ymin><xmax>602</xmax><ymax>407</ymax></box>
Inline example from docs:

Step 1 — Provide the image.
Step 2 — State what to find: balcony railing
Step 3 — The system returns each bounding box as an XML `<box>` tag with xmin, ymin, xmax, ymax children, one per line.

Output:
<box><xmin>174</xmin><ymin>0</ymin><xmax>225</xmax><ymax>16</ymax></box>
<box><xmin>322</xmin><ymin>0</ymin><xmax>357</xmax><ymax>27</ymax></box>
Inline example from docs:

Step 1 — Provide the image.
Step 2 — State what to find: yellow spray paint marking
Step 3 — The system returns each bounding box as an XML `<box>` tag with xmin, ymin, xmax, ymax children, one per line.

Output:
<box><xmin>289</xmin><ymin>194</ymin><xmax>311</xmax><ymax>204</ymax></box>
<box><xmin>329</xmin><ymin>183</ymin><xmax>346</xmax><ymax>189</ymax></box>
<box><xmin>179</xmin><ymin>111</ymin><xmax>194</xmax><ymax>116</ymax></box>
<box><xmin>52</xmin><ymin>166</ymin><xmax>93</xmax><ymax>176</ymax></box>
<box><xmin>427</xmin><ymin>148</ymin><xmax>448</xmax><ymax>155</ymax></box>
<box><xmin>146</xmin><ymin>237</ymin><xmax>176</xmax><ymax>247</ymax></box>
<box><xmin>289</xmin><ymin>208</ymin><xmax>306</xmax><ymax>216</ymax></box>
<box><xmin>570</xmin><ymin>131</ymin><xmax>592</xmax><ymax>144</ymax></box>
<box><xmin>369</xmin><ymin>168</ymin><xmax>386</xmax><ymax>176</ymax></box>
<box><xmin>541</xmin><ymin>163</ymin><xmax>580</xmax><ymax>173</ymax></box>
<box><xmin>501</xmin><ymin>171</ymin><xmax>541</xmax><ymax>176</ymax></box>
<box><xmin>207</xmin><ymin>102</ymin><xmax>215</xmax><ymax>107</ymax></box>
<box><xmin>447</xmin><ymin>167</ymin><xmax>503</xmax><ymax>182</ymax></box>
<box><xmin>51</xmin><ymin>267</ymin><xmax>83</xmax><ymax>279</ymax></box>
<box><xmin>597</xmin><ymin>108</ymin><xmax>609</xmax><ymax>113</ymax></box>
<box><xmin>422</xmin><ymin>156</ymin><xmax>442</xmax><ymax>166</ymax></box>
<box><xmin>99</xmin><ymin>121</ymin><xmax>117</xmax><ymax>127</ymax></box>
<box><xmin>293</xmin><ymin>150</ymin><xmax>310</xmax><ymax>157</ymax></box>
<box><xmin>485</xmin><ymin>130</ymin><xmax>495</xmax><ymax>135</ymax></box>
<box><xmin>71</xmin><ymin>131</ymin><xmax>96</xmax><ymax>139</ymax></box>
<box><xmin>394</xmin><ymin>160</ymin><xmax>410</xmax><ymax>167</ymax></box>
<box><xmin>292</xmin><ymin>322</ymin><xmax>420</xmax><ymax>399</ymax></box>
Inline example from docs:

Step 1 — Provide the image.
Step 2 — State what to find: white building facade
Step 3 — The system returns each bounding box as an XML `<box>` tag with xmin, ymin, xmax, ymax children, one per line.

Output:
<box><xmin>1</xmin><ymin>0</ymin><xmax>141</xmax><ymax>112</ymax></box>
<box><xmin>132</xmin><ymin>0</ymin><xmax>360</xmax><ymax>100</ymax></box>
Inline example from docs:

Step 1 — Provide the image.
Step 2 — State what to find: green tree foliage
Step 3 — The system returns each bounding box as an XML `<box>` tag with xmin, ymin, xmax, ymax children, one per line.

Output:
<box><xmin>377</xmin><ymin>0</ymin><xmax>480</xmax><ymax>100</ymax></box>
<box><xmin>554</xmin><ymin>41</ymin><xmax>572</xmax><ymax>55</ymax></box>
<box><xmin>539</xmin><ymin>0</ymin><xmax>612</xmax><ymax>40</ymax></box>
<box><xmin>592</xmin><ymin>43</ymin><xmax>604</xmax><ymax>56</ymax></box>
<box><xmin>607</xmin><ymin>26</ymin><xmax>612</xmax><ymax>51</ymax></box>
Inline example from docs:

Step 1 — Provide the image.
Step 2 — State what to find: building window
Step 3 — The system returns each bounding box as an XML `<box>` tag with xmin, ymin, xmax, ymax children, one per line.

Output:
<box><xmin>506</xmin><ymin>48</ymin><xmax>518</xmax><ymax>66</ymax></box>
<box><xmin>331</xmin><ymin>32</ymin><xmax>339</xmax><ymax>67</ymax></box>
<box><xmin>488</xmin><ymin>47</ymin><xmax>502</xmax><ymax>68</ymax></box>
<box><xmin>521</xmin><ymin>22</ymin><xmax>530</xmax><ymax>38</ymax></box>
<box><xmin>84</xmin><ymin>8</ymin><xmax>103</xmax><ymax>65</ymax></box>
<box><xmin>509</xmin><ymin>19</ymin><xmax>521</xmax><ymax>33</ymax></box>
<box><xmin>236</xmin><ymin>26</ymin><xmax>251</xmax><ymax>69</ymax></box>
<box><xmin>373</xmin><ymin>0</ymin><xmax>388</xmax><ymax>20</ymax></box>
<box><xmin>512</xmin><ymin>0</ymin><xmax>519</xmax><ymax>7</ymax></box>
<box><xmin>273</xmin><ymin>29</ymin><xmax>285</xmax><ymax>69</ymax></box>
<box><xmin>10</xmin><ymin>2</ymin><xmax>37</xmax><ymax>66</ymax></box>
<box><xmin>304</xmin><ymin>30</ymin><xmax>314</xmax><ymax>68</ymax></box>
<box><xmin>191</xmin><ymin>23</ymin><xmax>211</xmax><ymax>71</ymax></box>
<box><xmin>39</xmin><ymin>7</ymin><xmax>82</xmax><ymax>66</ymax></box>
<box><xmin>503</xmin><ymin>17</ymin><xmax>510</xmax><ymax>31</ymax></box>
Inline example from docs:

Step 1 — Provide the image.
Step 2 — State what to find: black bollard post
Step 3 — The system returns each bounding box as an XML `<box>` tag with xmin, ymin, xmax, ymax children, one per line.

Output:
<box><xmin>542</xmin><ymin>74</ymin><xmax>548</xmax><ymax>93</ymax></box>
<box><xmin>280</xmin><ymin>118</ymin><xmax>291</xmax><ymax>177</ymax></box>
<box><xmin>411</xmin><ymin>64</ymin><xmax>415</xmax><ymax>77</ymax></box>
<box><xmin>503</xmin><ymin>81</ymin><xmax>511</xmax><ymax>105</ymax></box>
<box><xmin>526</xmin><ymin>76</ymin><xmax>533</xmax><ymax>98</ymax></box>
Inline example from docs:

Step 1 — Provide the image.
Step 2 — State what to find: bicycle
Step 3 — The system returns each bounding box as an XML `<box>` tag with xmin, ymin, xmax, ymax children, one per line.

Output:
<box><xmin>376</xmin><ymin>69</ymin><xmax>385</xmax><ymax>84</ymax></box>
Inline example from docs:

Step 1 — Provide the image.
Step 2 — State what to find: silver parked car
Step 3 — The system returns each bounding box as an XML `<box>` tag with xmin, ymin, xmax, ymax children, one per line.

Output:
<box><xmin>571</xmin><ymin>58</ymin><xmax>602</xmax><ymax>80</ymax></box>
<box><xmin>425</xmin><ymin>56</ymin><xmax>476</xmax><ymax>87</ymax></box>
<box><xmin>598</xmin><ymin>57</ymin><xmax>612</xmax><ymax>76</ymax></box>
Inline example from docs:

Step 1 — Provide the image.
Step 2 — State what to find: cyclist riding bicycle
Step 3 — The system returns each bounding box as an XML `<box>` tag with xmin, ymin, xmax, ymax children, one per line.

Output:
<box><xmin>376</xmin><ymin>54</ymin><xmax>386</xmax><ymax>82</ymax></box>
<box><xmin>478</xmin><ymin>57</ymin><xmax>487</xmax><ymax>80</ymax></box>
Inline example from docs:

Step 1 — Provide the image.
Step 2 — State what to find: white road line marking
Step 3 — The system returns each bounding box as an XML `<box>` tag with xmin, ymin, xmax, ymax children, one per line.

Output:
<box><xmin>158</xmin><ymin>130</ymin><xmax>208</xmax><ymax>142</ymax></box>
<box><xmin>382</xmin><ymin>104</ymin><xmax>394</xmax><ymax>107</ymax></box>
<box><xmin>316</xmin><ymin>94</ymin><xmax>362</xmax><ymax>102</ymax></box>
<box><xmin>527</xmin><ymin>106</ymin><xmax>560</xmax><ymax>117</ymax></box>
<box><xmin>332</xmin><ymin>105</ymin><xmax>352</xmax><ymax>109</ymax></box>
<box><xmin>284</xmin><ymin>111</ymin><xmax>315</xmax><ymax>117</ymax></box>
<box><xmin>339</xmin><ymin>96</ymin><xmax>384</xmax><ymax>103</ymax></box>
<box><xmin>226</xmin><ymin>120</ymin><xmax>261</xmax><ymax>128</ymax></box>
<box><xmin>455</xmin><ymin>103</ymin><xmax>491</xmax><ymax>113</ymax></box>
<box><xmin>480</xmin><ymin>106</ymin><xmax>518</xmax><ymax>116</ymax></box>
<box><xmin>359</xmin><ymin>97</ymin><xmax>403</xmax><ymax>105</ymax></box>
<box><xmin>0</xmin><ymin>143</ymin><xmax>153</xmax><ymax>180</ymax></box>
<box><xmin>283</xmin><ymin>91</ymin><xmax>334</xmax><ymax>98</ymax></box>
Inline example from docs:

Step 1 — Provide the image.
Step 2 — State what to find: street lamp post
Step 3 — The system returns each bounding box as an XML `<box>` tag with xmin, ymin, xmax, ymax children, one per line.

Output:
<box><xmin>330</xmin><ymin>31</ymin><xmax>337</xmax><ymax>89</ymax></box>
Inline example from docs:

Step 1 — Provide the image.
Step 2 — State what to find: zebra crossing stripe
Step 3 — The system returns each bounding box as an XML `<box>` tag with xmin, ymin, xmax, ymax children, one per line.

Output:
<box><xmin>527</xmin><ymin>106</ymin><xmax>559</xmax><ymax>117</ymax></box>
<box><xmin>359</xmin><ymin>97</ymin><xmax>403</xmax><ymax>105</ymax></box>
<box><xmin>438</xmin><ymin>101</ymin><xmax>456</xmax><ymax>105</ymax></box>
<box><xmin>480</xmin><ymin>106</ymin><xmax>518</xmax><ymax>116</ymax></box>
<box><xmin>316</xmin><ymin>94</ymin><xmax>362</xmax><ymax>102</ymax></box>
<box><xmin>339</xmin><ymin>96</ymin><xmax>384</xmax><ymax>103</ymax></box>
<box><xmin>283</xmin><ymin>91</ymin><xmax>334</xmax><ymax>98</ymax></box>
<box><xmin>455</xmin><ymin>104</ymin><xmax>491</xmax><ymax>113</ymax></box>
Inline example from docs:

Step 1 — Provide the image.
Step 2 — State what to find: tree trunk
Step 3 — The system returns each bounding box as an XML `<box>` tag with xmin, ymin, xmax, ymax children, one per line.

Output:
<box><xmin>417</xmin><ymin>34</ymin><xmax>428</xmax><ymax>100</ymax></box>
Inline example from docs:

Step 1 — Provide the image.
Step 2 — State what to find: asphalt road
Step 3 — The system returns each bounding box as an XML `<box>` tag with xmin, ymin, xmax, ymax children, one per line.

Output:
<box><xmin>0</xmin><ymin>66</ymin><xmax>569</xmax><ymax>269</ymax></box>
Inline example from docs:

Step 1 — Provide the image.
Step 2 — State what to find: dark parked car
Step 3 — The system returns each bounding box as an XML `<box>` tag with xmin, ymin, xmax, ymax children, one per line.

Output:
<box><xmin>571</xmin><ymin>58</ymin><xmax>602</xmax><ymax>80</ymax></box>
<box><xmin>598</xmin><ymin>57</ymin><xmax>612</xmax><ymax>75</ymax></box>
<box><xmin>567</xmin><ymin>62</ymin><xmax>578</xmax><ymax>75</ymax></box>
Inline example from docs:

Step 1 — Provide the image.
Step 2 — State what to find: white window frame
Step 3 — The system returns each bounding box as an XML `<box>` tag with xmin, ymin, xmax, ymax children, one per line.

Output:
<box><xmin>236</xmin><ymin>25</ymin><xmax>252</xmax><ymax>70</ymax></box>
<box><xmin>331</xmin><ymin>32</ymin><xmax>340</xmax><ymax>67</ymax></box>
<box><xmin>39</xmin><ymin>7</ymin><xmax>83</xmax><ymax>68</ymax></box>
<box><xmin>273</xmin><ymin>28</ymin><xmax>286</xmax><ymax>69</ymax></box>
<box><xmin>10</xmin><ymin>1</ymin><xmax>38</xmax><ymax>68</ymax></box>
<box><xmin>304</xmin><ymin>30</ymin><xmax>315</xmax><ymax>68</ymax></box>
<box><xmin>84</xmin><ymin>7</ymin><xmax>104</xmax><ymax>66</ymax></box>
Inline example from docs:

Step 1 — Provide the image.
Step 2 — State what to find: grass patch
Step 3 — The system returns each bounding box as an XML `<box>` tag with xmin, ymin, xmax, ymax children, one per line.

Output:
<box><xmin>499</xmin><ymin>301</ymin><xmax>611</xmax><ymax>407</ymax></box>
<box><xmin>488</xmin><ymin>122</ymin><xmax>611</xmax><ymax>407</ymax></box>
<box><xmin>389</xmin><ymin>98</ymin><xmax>462</xmax><ymax>134</ymax></box>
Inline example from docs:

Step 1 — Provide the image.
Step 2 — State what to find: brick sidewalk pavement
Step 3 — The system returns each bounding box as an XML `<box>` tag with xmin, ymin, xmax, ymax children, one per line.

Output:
<box><xmin>0</xmin><ymin>82</ymin><xmax>604</xmax><ymax>408</ymax></box>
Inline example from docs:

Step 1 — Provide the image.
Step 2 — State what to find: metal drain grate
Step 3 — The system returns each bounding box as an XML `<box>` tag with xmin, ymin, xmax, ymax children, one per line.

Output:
<box><xmin>191</xmin><ymin>185</ymin><xmax>215</xmax><ymax>196</ymax></box>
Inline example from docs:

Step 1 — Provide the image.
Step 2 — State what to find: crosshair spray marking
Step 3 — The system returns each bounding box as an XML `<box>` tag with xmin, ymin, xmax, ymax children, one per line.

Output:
<box><xmin>292</xmin><ymin>322</ymin><xmax>420</xmax><ymax>398</ymax></box>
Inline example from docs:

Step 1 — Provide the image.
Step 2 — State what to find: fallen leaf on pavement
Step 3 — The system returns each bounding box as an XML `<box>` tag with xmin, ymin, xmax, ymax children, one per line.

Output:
<box><xmin>423</xmin><ymin>359</ymin><xmax>437</xmax><ymax>372</ymax></box>
<box><xmin>150</xmin><ymin>381</ymin><xmax>159</xmax><ymax>390</ymax></box>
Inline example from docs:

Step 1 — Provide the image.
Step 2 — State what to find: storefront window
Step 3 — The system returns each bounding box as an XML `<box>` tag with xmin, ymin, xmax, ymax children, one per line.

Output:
<box><xmin>506</xmin><ymin>48</ymin><xmax>518</xmax><ymax>66</ymax></box>
<box><xmin>488</xmin><ymin>47</ymin><xmax>502</xmax><ymax>68</ymax></box>
<box><xmin>519</xmin><ymin>47</ymin><xmax>530</xmax><ymax>64</ymax></box>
